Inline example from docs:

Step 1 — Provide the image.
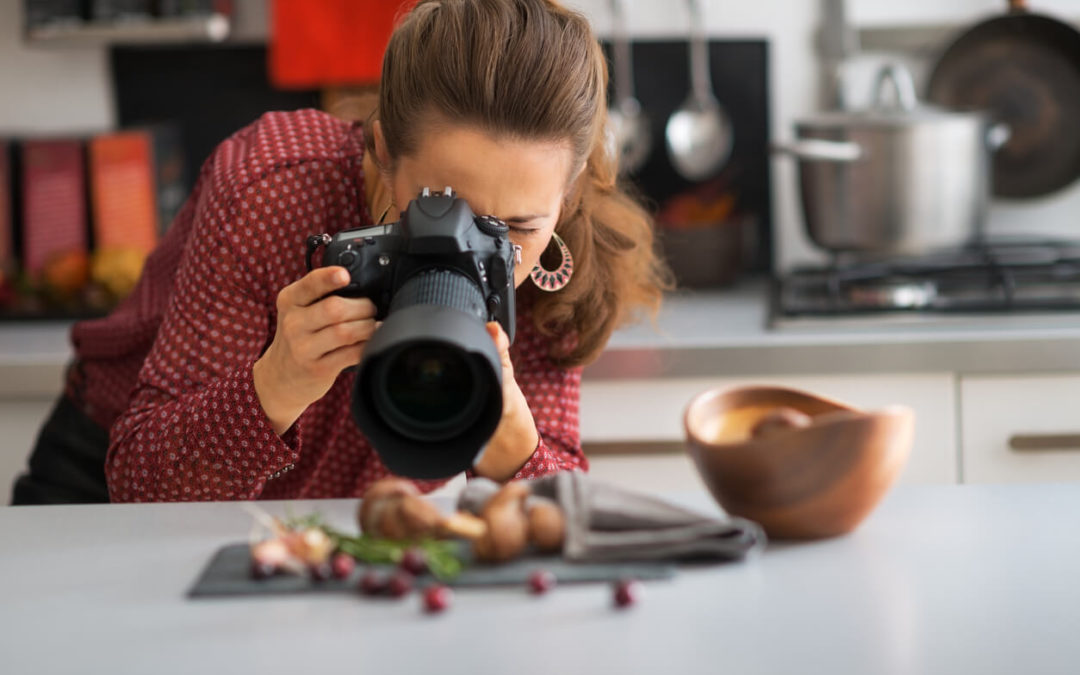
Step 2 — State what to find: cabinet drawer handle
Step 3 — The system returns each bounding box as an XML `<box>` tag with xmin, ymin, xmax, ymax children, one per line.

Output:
<box><xmin>1008</xmin><ymin>434</ymin><xmax>1080</xmax><ymax>451</ymax></box>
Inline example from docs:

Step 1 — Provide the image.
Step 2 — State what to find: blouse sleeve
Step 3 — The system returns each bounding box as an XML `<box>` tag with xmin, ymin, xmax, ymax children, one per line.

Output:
<box><xmin>105</xmin><ymin>166</ymin><xmax>303</xmax><ymax>503</ymax></box>
<box><xmin>508</xmin><ymin>359</ymin><xmax>589</xmax><ymax>480</ymax></box>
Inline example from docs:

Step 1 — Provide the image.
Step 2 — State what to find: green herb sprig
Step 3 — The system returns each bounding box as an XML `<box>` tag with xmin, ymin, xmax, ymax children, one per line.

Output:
<box><xmin>283</xmin><ymin>511</ymin><xmax>464</xmax><ymax>580</ymax></box>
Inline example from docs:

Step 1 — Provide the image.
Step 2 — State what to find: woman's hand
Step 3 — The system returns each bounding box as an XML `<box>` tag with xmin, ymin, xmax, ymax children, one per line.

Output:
<box><xmin>253</xmin><ymin>267</ymin><xmax>378</xmax><ymax>435</ymax></box>
<box><xmin>472</xmin><ymin>322</ymin><xmax>540</xmax><ymax>481</ymax></box>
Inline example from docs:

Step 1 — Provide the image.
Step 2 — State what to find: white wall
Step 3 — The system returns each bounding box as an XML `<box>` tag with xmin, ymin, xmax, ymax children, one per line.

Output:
<box><xmin>0</xmin><ymin>1</ymin><xmax>113</xmax><ymax>134</ymax></box>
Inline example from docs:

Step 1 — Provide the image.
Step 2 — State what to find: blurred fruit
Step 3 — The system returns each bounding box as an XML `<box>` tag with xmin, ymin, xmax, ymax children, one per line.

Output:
<box><xmin>613</xmin><ymin>578</ymin><xmax>642</xmax><ymax>608</ymax></box>
<box><xmin>423</xmin><ymin>584</ymin><xmax>453</xmax><ymax>613</ymax></box>
<box><xmin>387</xmin><ymin>570</ymin><xmax>414</xmax><ymax>598</ymax></box>
<box><xmin>41</xmin><ymin>249</ymin><xmax>90</xmax><ymax>300</ymax></box>
<box><xmin>528</xmin><ymin>569</ymin><xmax>557</xmax><ymax>595</ymax></box>
<box><xmin>91</xmin><ymin>247</ymin><xmax>146</xmax><ymax>300</ymax></box>
<box><xmin>331</xmin><ymin>552</ymin><xmax>356</xmax><ymax>580</ymax></box>
<box><xmin>359</xmin><ymin>569</ymin><xmax>388</xmax><ymax>596</ymax></box>
<box><xmin>399</xmin><ymin>548</ymin><xmax>428</xmax><ymax>576</ymax></box>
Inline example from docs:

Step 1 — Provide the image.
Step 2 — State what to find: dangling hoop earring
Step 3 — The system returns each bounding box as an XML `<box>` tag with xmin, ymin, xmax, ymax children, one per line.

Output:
<box><xmin>530</xmin><ymin>232</ymin><xmax>574</xmax><ymax>292</ymax></box>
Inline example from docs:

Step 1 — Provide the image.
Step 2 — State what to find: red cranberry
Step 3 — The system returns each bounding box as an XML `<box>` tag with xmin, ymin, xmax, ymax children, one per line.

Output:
<box><xmin>250</xmin><ymin>560</ymin><xmax>277</xmax><ymax>580</ymax></box>
<box><xmin>331</xmin><ymin>553</ymin><xmax>356</xmax><ymax>580</ymax></box>
<box><xmin>528</xmin><ymin>570</ymin><xmax>556</xmax><ymax>594</ymax></box>
<box><xmin>387</xmin><ymin>571</ymin><xmax>414</xmax><ymax>598</ymax></box>
<box><xmin>358</xmin><ymin>569</ymin><xmax>388</xmax><ymax>596</ymax></box>
<box><xmin>423</xmin><ymin>584</ymin><xmax>453</xmax><ymax>613</ymax></box>
<box><xmin>309</xmin><ymin>562</ymin><xmax>333</xmax><ymax>582</ymax></box>
<box><xmin>613</xmin><ymin>578</ymin><xmax>641</xmax><ymax>608</ymax></box>
<box><xmin>400</xmin><ymin>548</ymin><xmax>428</xmax><ymax>575</ymax></box>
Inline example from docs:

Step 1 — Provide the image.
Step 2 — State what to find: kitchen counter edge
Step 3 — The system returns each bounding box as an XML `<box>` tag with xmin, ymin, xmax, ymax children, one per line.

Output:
<box><xmin>4</xmin><ymin>281</ymin><xmax>1080</xmax><ymax>396</ymax></box>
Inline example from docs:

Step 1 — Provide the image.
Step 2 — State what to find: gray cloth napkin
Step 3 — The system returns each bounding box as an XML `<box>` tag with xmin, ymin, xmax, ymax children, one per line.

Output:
<box><xmin>457</xmin><ymin>472</ymin><xmax>766</xmax><ymax>563</ymax></box>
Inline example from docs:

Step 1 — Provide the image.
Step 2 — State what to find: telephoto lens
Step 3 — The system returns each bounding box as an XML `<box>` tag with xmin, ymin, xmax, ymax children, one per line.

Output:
<box><xmin>343</xmin><ymin>189</ymin><xmax>517</xmax><ymax>479</ymax></box>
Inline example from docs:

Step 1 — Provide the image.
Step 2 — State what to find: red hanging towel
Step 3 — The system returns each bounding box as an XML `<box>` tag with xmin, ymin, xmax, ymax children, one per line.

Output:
<box><xmin>269</xmin><ymin>0</ymin><xmax>417</xmax><ymax>89</ymax></box>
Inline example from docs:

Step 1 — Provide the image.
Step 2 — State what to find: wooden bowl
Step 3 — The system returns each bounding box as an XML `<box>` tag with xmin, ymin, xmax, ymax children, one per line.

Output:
<box><xmin>684</xmin><ymin>385</ymin><xmax>913</xmax><ymax>540</ymax></box>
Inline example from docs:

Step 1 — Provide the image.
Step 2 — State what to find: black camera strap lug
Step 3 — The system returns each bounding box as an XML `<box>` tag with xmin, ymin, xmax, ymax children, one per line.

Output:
<box><xmin>305</xmin><ymin>233</ymin><xmax>332</xmax><ymax>271</ymax></box>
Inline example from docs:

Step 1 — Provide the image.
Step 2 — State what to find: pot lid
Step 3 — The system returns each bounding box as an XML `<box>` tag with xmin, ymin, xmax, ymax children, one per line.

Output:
<box><xmin>797</xmin><ymin>63</ymin><xmax>988</xmax><ymax>128</ymax></box>
<box><xmin>799</xmin><ymin>105</ymin><xmax>986</xmax><ymax>128</ymax></box>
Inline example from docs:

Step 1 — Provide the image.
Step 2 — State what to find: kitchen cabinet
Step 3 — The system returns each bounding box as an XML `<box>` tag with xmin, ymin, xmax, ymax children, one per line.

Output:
<box><xmin>960</xmin><ymin>373</ymin><xmax>1080</xmax><ymax>484</ymax></box>
<box><xmin>580</xmin><ymin>373</ymin><xmax>958</xmax><ymax>485</ymax></box>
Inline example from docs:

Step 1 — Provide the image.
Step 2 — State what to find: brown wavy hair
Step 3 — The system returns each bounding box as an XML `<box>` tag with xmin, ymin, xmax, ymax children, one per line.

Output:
<box><xmin>366</xmin><ymin>0</ymin><xmax>672</xmax><ymax>366</ymax></box>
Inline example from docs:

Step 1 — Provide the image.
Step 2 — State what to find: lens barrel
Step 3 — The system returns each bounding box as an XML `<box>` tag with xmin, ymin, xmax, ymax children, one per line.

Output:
<box><xmin>351</xmin><ymin>269</ymin><xmax>504</xmax><ymax>479</ymax></box>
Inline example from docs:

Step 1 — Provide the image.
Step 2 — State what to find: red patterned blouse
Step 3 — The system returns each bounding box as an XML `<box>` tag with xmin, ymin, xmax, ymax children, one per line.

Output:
<box><xmin>66</xmin><ymin>109</ymin><xmax>587</xmax><ymax>503</ymax></box>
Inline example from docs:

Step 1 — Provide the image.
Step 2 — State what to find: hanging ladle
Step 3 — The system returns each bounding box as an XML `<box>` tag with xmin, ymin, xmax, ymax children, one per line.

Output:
<box><xmin>665</xmin><ymin>0</ymin><xmax>733</xmax><ymax>181</ymax></box>
<box><xmin>606</xmin><ymin>0</ymin><xmax>652</xmax><ymax>174</ymax></box>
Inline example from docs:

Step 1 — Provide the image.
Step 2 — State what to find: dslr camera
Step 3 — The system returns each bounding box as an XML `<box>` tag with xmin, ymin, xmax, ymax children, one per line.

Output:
<box><xmin>306</xmin><ymin>187</ymin><xmax>519</xmax><ymax>479</ymax></box>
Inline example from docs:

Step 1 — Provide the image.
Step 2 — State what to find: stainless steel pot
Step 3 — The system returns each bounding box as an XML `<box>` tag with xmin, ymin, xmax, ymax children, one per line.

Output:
<box><xmin>774</xmin><ymin>64</ymin><xmax>1009</xmax><ymax>255</ymax></box>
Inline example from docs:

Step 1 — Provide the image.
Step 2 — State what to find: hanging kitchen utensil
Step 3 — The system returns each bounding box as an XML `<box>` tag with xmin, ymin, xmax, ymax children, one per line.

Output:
<box><xmin>665</xmin><ymin>0</ymin><xmax>733</xmax><ymax>181</ymax></box>
<box><xmin>926</xmin><ymin>0</ymin><xmax>1080</xmax><ymax>199</ymax></box>
<box><xmin>607</xmin><ymin>0</ymin><xmax>652</xmax><ymax>175</ymax></box>
<box><xmin>819</xmin><ymin>0</ymin><xmax>860</xmax><ymax>111</ymax></box>
<box><xmin>773</xmin><ymin>63</ymin><xmax>1009</xmax><ymax>255</ymax></box>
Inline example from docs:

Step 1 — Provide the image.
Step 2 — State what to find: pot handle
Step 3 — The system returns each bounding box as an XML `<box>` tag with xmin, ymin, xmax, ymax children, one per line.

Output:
<box><xmin>987</xmin><ymin>122</ymin><xmax>1011</xmax><ymax>151</ymax></box>
<box><xmin>771</xmin><ymin>139</ymin><xmax>863</xmax><ymax>162</ymax></box>
<box><xmin>871</xmin><ymin>63</ymin><xmax>918</xmax><ymax>112</ymax></box>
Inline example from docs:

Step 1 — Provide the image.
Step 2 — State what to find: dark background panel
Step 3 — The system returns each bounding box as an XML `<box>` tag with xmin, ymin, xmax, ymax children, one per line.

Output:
<box><xmin>111</xmin><ymin>45</ymin><xmax>320</xmax><ymax>192</ymax></box>
<box><xmin>601</xmin><ymin>39</ymin><xmax>772</xmax><ymax>276</ymax></box>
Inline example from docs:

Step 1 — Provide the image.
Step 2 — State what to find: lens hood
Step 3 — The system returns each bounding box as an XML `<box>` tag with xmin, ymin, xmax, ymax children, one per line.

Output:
<box><xmin>352</xmin><ymin>304</ymin><xmax>503</xmax><ymax>479</ymax></box>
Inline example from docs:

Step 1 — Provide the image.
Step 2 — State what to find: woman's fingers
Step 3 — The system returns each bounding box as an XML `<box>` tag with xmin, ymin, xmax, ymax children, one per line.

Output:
<box><xmin>308</xmin><ymin>318</ymin><xmax>379</xmax><ymax>359</ymax></box>
<box><xmin>318</xmin><ymin>341</ymin><xmax>368</xmax><ymax>375</ymax></box>
<box><xmin>280</xmin><ymin>266</ymin><xmax>351</xmax><ymax>309</ymax></box>
<box><xmin>277</xmin><ymin>267</ymin><xmax>376</xmax><ymax>338</ymax></box>
<box><xmin>486</xmin><ymin>322</ymin><xmax>514</xmax><ymax>374</ymax></box>
<box><xmin>303</xmin><ymin>295</ymin><xmax>378</xmax><ymax>333</ymax></box>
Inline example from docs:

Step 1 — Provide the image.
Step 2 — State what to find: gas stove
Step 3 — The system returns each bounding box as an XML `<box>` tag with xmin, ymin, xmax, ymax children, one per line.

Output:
<box><xmin>772</xmin><ymin>239</ymin><xmax>1080</xmax><ymax>327</ymax></box>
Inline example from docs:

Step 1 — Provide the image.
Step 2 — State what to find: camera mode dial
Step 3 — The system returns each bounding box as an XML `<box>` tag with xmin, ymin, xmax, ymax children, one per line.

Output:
<box><xmin>337</xmin><ymin>250</ymin><xmax>359</xmax><ymax>268</ymax></box>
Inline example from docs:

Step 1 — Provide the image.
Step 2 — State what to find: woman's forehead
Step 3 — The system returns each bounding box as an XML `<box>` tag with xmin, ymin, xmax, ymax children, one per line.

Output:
<box><xmin>397</xmin><ymin>124</ymin><xmax>574</xmax><ymax>217</ymax></box>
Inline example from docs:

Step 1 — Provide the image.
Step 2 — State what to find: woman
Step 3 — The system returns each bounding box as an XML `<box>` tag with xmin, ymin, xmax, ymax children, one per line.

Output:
<box><xmin>11</xmin><ymin>0</ymin><xmax>669</xmax><ymax>504</ymax></box>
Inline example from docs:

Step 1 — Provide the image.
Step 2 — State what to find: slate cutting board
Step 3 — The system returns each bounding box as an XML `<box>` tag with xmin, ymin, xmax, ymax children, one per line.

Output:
<box><xmin>189</xmin><ymin>543</ymin><xmax>676</xmax><ymax>598</ymax></box>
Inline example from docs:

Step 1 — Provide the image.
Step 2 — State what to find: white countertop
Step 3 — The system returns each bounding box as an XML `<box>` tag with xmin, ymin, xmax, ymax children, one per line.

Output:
<box><xmin>2</xmin><ymin>484</ymin><xmax>1079</xmax><ymax>675</ymax></box>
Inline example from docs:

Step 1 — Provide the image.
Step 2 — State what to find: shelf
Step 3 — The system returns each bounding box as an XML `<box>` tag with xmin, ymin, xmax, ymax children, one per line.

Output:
<box><xmin>854</xmin><ymin>17</ymin><xmax>1080</xmax><ymax>58</ymax></box>
<box><xmin>25</xmin><ymin>14</ymin><xmax>231</xmax><ymax>48</ymax></box>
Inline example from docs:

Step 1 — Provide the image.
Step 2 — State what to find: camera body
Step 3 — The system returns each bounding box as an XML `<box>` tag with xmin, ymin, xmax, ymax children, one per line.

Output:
<box><xmin>305</xmin><ymin>187</ymin><xmax>519</xmax><ymax>479</ymax></box>
<box><xmin>307</xmin><ymin>187</ymin><xmax>517</xmax><ymax>343</ymax></box>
